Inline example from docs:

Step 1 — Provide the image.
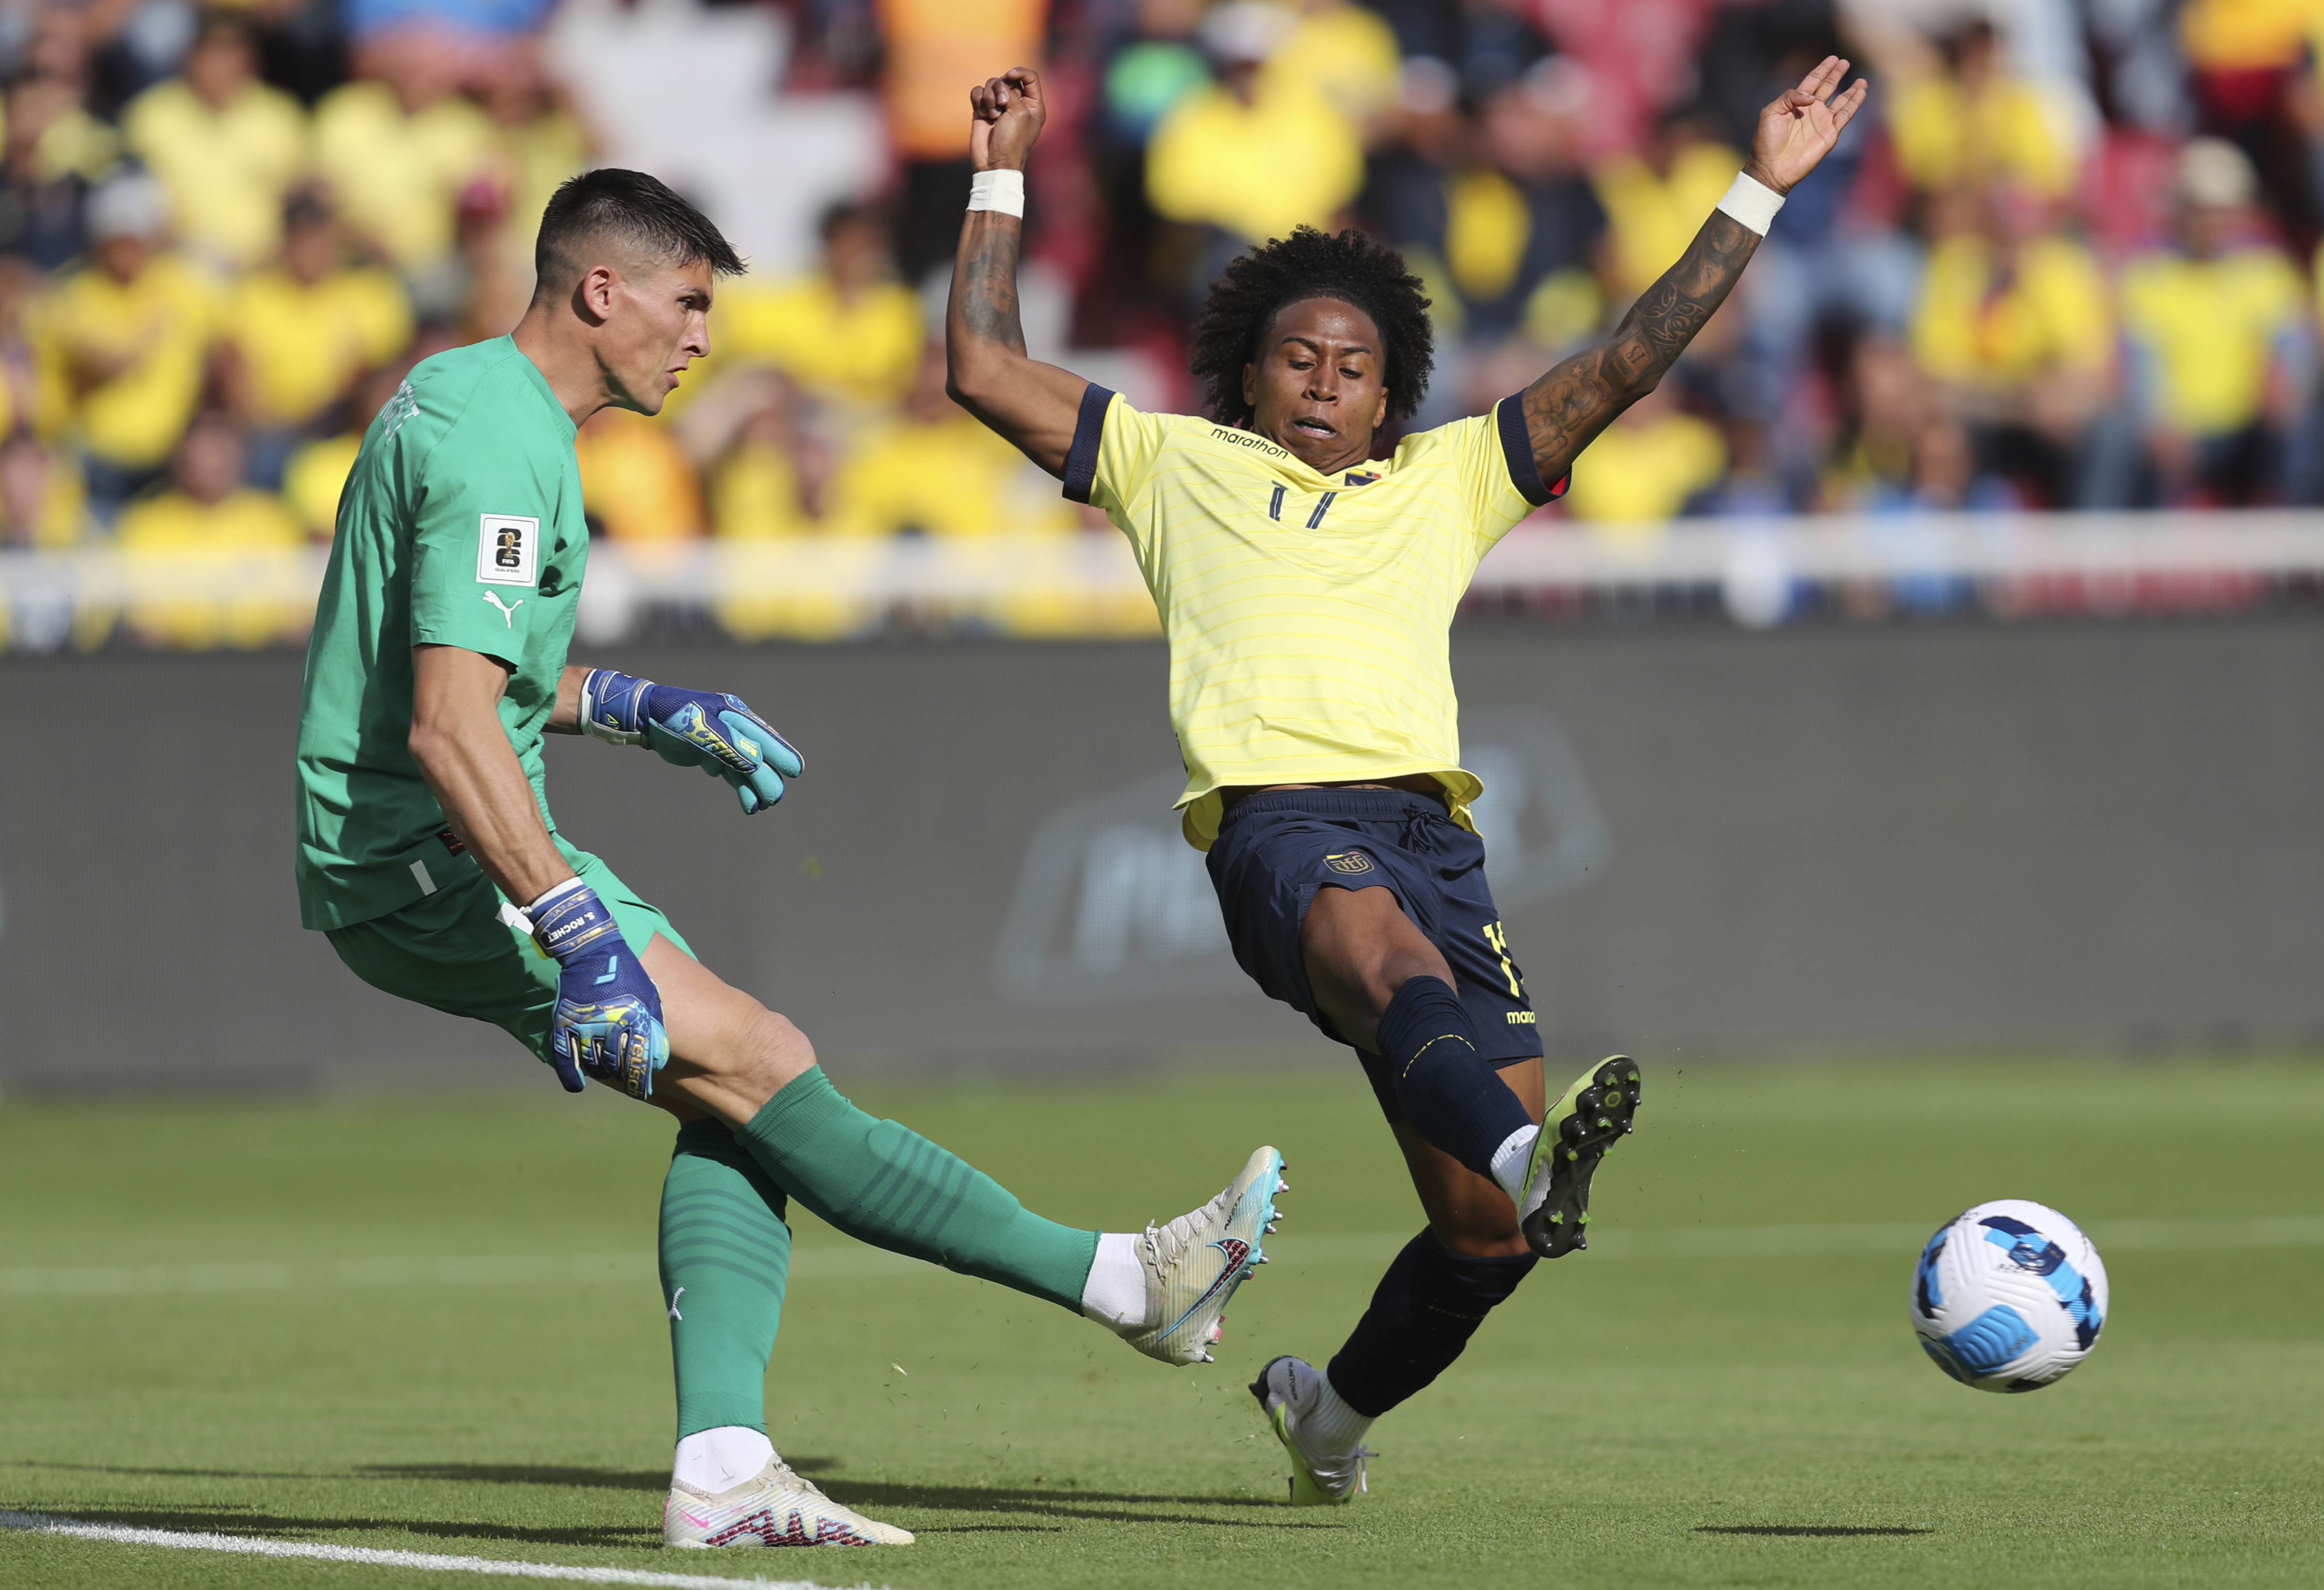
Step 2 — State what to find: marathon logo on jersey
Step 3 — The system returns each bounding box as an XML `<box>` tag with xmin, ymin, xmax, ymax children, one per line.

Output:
<box><xmin>476</xmin><ymin>513</ymin><xmax>539</xmax><ymax>587</ymax></box>
<box><xmin>1325</xmin><ymin>851</ymin><xmax>1375</xmax><ymax>875</ymax></box>
<box><xmin>1343</xmin><ymin>470</ymin><xmax>1381</xmax><ymax>487</ymax></box>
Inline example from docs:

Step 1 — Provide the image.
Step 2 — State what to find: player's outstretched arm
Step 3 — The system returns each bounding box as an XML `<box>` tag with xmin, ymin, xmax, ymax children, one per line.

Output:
<box><xmin>1517</xmin><ymin>56</ymin><xmax>1868</xmax><ymax>487</ymax></box>
<box><xmin>566</xmin><ymin>664</ymin><xmax>803</xmax><ymax>814</ymax></box>
<box><xmin>944</xmin><ymin>67</ymin><xmax>1094</xmax><ymax>477</ymax></box>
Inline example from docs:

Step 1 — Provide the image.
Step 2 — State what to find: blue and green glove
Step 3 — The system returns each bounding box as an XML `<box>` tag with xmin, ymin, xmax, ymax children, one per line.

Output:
<box><xmin>527</xmin><ymin>879</ymin><xmax>668</xmax><ymax>1099</ymax></box>
<box><xmin>579</xmin><ymin>668</ymin><xmax>803</xmax><ymax>814</ymax></box>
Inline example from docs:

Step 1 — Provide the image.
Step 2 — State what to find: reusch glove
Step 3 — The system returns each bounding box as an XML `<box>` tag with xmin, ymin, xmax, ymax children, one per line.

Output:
<box><xmin>527</xmin><ymin>879</ymin><xmax>669</xmax><ymax>1099</ymax></box>
<box><xmin>579</xmin><ymin>668</ymin><xmax>803</xmax><ymax>814</ymax></box>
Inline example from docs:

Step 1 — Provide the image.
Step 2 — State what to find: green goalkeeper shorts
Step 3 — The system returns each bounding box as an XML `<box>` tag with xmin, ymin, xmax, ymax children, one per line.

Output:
<box><xmin>326</xmin><ymin>838</ymin><xmax>694</xmax><ymax>1068</ymax></box>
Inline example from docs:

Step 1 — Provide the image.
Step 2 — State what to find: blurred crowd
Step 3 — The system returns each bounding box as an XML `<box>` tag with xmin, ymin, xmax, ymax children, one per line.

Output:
<box><xmin>10</xmin><ymin>0</ymin><xmax>2324</xmax><ymax>649</ymax></box>
<box><xmin>1024</xmin><ymin>0</ymin><xmax>2324</xmax><ymax>532</ymax></box>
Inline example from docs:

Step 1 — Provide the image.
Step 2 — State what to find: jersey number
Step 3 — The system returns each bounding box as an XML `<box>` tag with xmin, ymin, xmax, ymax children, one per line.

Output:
<box><xmin>1265</xmin><ymin>486</ymin><xmax>1337</xmax><ymax>528</ymax></box>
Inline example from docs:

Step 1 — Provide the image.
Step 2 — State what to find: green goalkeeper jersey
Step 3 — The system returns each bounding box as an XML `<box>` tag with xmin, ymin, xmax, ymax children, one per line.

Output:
<box><xmin>294</xmin><ymin>336</ymin><xmax>587</xmax><ymax>931</ymax></box>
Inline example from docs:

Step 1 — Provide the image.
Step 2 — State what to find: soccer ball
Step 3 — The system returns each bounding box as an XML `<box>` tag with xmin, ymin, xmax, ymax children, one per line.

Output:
<box><xmin>1910</xmin><ymin>1199</ymin><xmax>2108</xmax><ymax>1392</ymax></box>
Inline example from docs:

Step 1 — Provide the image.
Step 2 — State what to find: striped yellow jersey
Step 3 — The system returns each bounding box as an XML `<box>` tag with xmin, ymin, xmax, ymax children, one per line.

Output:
<box><xmin>1065</xmin><ymin>388</ymin><xmax>1565</xmax><ymax>848</ymax></box>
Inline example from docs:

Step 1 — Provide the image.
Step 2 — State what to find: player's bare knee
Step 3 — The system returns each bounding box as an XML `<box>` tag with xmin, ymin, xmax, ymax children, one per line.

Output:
<box><xmin>740</xmin><ymin>1006</ymin><xmax>817</xmax><ymax>1094</ymax></box>
<box><xmin>1437</xmin><ymin>1216</ymin><xmax>1530</xmax><ymax>1259</ymax></box>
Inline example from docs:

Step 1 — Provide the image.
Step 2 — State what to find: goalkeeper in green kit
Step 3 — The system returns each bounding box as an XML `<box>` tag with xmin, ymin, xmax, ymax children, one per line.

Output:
<box><xmin>293</xmin><ymin>169</ymin><xmax>1285</xmax><ymax>1550</ymax></box>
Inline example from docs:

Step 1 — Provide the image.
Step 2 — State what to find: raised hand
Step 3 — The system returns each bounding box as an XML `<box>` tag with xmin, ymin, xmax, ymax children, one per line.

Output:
<box><xmin>969</xmin><ymin>67</ymin><xmax>1046</xmax><ymax>173</ymax></box>
<box><xmin>1748</xmin><ymin>55</ymin><xmax>1869</xmax><ymax>195</ymax></box>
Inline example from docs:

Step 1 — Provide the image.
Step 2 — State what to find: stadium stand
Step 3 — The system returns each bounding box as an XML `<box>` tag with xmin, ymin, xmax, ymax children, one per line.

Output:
<box><xmin>4</xmin><ymin>0</ymin><xmax>2324</xmax><ymax>651</ymax></box>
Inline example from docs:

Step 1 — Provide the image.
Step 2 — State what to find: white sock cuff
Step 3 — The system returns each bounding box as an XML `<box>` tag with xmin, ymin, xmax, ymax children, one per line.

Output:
<box><xmin>1715</xmin><ymin>170</ymin><xmax>1785</xmax><ymax>236</ymax></box>
<box><xmin>672</xmin><ymin>1426</ymin><xmax>774</xmax><ymax>1493</ymax></box>
<box><xmin>1488</xmin><ymin>1123</ymin><xmax>1540</xmax><ymax>1203</ymax></box>
<box><xmin>967</xmin><ymin>168</ymin><xmax>1026</xmax><ymax>218</ymax></box>
<box><xmin>1306</xmin><ymin>1369</ymin><xmax>1375</xmax><ymax>1451</ymax></box>
<box><xmin>1079</xmin><ymin>1230</ymin><xmax>1147</xmax><ymax>1330</ymax></box>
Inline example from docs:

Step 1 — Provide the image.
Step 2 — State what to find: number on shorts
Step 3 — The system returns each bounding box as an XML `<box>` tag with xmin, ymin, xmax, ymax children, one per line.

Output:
<box><xmin>1482</xmin><ymin>920</ymin><xmax>1524</xmax><ymax>1000</ymax></box>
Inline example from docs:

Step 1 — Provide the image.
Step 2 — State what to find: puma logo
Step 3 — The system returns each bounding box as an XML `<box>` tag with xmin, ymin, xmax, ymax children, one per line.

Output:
<box><xmin>483</xmin><ymin>591</ymin><xmax>524</xmax><ymax>627</ymax></box>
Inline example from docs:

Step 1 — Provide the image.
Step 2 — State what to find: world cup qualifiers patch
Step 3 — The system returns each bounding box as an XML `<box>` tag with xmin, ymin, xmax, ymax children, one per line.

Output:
<box><xmin>476</xmin><ymin>513</ymin><xmax>539</xmax><ymax>587</ymax></box>
<box><xmin>1325</xmin><ymin>851</ymin><xmax>1375</xmax><ymax>875</ymax></box>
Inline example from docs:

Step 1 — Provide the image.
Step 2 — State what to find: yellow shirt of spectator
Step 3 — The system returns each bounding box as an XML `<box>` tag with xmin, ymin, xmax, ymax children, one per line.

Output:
<box><xmin>1262</xmin><ymin>2</ymin><xmax>1403</xmax><ymax>126</ymax></box>
<box><xmin>1071</xmin><ymin>390</ymin><xmax>1558</xmax><ymax>848</ymax></box>
<box><xmin>32</xmin><ymin>254</ymin><xmax>220</xmax><ymax>469</ymax></box>
<box><xmin>314</xmin><ymin>82</ymin><xmax>495</xmax><ymax>266</ymax></box>
<box><xmin>230</xmin><ymin>266</ymin><xmax>412</xmax><ymax>428</ymax></box>
<box><xmin>1564</xmin><ymin>410</ymin><xmax>1727</xmax><ymax>532</ymax></box>
<box><xmin>575</xmin><ymin>408</ymin><xmax>706</xmax><ymax>541</ymax></box>
<box><xmin>828</xmin><ymin>409</ymin><xmax>1073</xmax><ymax>539</ymax></box>
<box><xmin>2180</xmin><ymin>0</ymin><xmax>2324</xmax><ymax>69</ymax></box>
<box><xmin>284</xmin><ymin>430</ymin><xmax>362</xmax><ymax>537</ymax></box>
<box><xmin>1148</xmin><ymin>83</ymin><xmax>1366</xmax><ymax>244</ymax></box>
<box><xmin>2122</xmin><ymin>246</ymin><xmax>2305</xmax><ymax>435</ymax></box>
<box><xmin>1890</xmin><ymin>75</ymin><xmax>2077</xmax><ymax>198</ymax></box>
<box><xmin>714</xmin><ymin>276</ymin><xmax>925</xmax><ymax>409</ymax></box>
<box><xmin>1910</xmin><ymin>234</ymin><xmax>2111</xmax><ymax>390</ymax></box>
<box><xmin>1592</xmin><ymin>142</ymin><xmax>1744</xmax><ymax>298</ymax></box>
<box><xmin>116</xmin><ymin>485</ymin><xmax>308</xmax><ymax>648</ymax></box>
<box><xmin>123</xmin><ymin>78</ymin><xmax>310</xmax><ymax>269</ymax></box>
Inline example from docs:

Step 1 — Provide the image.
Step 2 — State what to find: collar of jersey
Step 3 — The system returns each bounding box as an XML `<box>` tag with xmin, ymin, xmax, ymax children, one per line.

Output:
<box><xmin>1217</xmin><ymin>423</ymin><xmax>1386</xmax><ymax>488</ymax></box>
<box><xmin>498</xmin><ymin>335</ymin><xmax>579</xmax><ymax>440</ymax></box>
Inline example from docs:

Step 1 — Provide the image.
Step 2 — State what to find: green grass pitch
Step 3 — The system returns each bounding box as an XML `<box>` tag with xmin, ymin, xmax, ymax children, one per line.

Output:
<box><xmin>3</xmin><ymin>1053</ymin><xmax>2320</xmax><ymax>1588</ymax></box>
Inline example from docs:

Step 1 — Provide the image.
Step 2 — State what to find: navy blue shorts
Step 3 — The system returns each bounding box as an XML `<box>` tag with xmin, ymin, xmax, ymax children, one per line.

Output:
<box><xmin>1206</xmin><ymin>789</ymin><xmax>1541</xmax><ymax>1115</ymax></box>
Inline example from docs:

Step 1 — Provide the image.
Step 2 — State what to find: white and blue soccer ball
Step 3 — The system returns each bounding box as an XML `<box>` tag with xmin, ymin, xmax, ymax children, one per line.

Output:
<box><xmin>1910</xmin><ymin>1199</ymin><xmax>2108</xmax><ymax>1392</ymax></box>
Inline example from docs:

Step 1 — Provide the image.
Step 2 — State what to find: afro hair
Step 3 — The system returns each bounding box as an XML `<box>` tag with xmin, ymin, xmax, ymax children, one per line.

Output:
<box><xmin>1188</xmin><ymin>227</ymin><xmax>1435</xmax><ymax>430</ymax></box>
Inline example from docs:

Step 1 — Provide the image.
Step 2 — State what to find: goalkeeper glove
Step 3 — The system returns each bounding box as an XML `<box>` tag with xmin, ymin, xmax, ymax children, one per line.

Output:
<box><xmin>527</xmin><ymin>879</ymin><xmax>669</xmax><ymax>1099</ymax></box>
<box><xmin>579</xmin><ymin>669</ymin><xmax>804</xmax><ymax>814</ymax></box>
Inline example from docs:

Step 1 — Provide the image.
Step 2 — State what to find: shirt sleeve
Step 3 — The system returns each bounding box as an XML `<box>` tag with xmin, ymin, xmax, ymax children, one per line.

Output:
<box><xmin>1063</xmin><ymin>387</ymin><xmax>1175</xmax><ymax>551</ymax></box>
<box><xmin>407</xmin><ymin>417</ymin><xmax>566</xmax><ymax>665</ymax></box>
<box><xmin>1454</xmin><ymin>396</ymin><xmax>1565</xmax><ymax>545</ymax></box>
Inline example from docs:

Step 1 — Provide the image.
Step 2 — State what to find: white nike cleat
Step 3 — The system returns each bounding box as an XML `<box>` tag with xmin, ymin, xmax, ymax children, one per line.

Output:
<box><xmin>662</xmin><ymin>1455</ymin><xmax>913</xmax><ymax>1547</ymax></box>
<box><xmin>1119</xmin><ymin>1145</ymin><xmax>1286</xmax><ymax>1365</ymax></box>
<box><xmin>1250</xmin><ymin>1355</ymin><xmax>1372</xmax><ymax>1506</ymax></box>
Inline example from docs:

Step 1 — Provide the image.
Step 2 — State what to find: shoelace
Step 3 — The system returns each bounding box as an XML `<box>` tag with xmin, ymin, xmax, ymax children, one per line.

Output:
<box><xmin>762</xmin><ymin>1461</ymin><xmax>823</xmax><ymax>1500</ymax></box>
<box><xmin>1310</xmin><ymin>1442</ymin><xmax>1378</xmax><ymax>1496</ymax></box>
<box><xmin>1140</xmin><ymin>1185</ymin><xmax>1230</xmax><ymax>1271</ymax></box>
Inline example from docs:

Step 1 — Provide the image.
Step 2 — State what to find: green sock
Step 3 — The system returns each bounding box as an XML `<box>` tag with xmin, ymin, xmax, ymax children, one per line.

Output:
<box><xmin>737</xmin><ymin>1066</ymin><xmax>1098</xmax><ymax>1312</ymax></box>
<box><xmin>659</xmin><ymin>1120</ymin><xmax>791</xmax><ymax>1438</ymax></box>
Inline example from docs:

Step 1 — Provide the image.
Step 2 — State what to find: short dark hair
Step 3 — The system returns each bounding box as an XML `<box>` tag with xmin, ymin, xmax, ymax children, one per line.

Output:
<box><xmin>1188</xmin><ymin>227</ymin><xmax>1435</xmax><ymax>430</ymax></box>
<box><xmin>533</xmin><ymin>169</ymin><xmax>745</xmax><ymax>291</ymax></box>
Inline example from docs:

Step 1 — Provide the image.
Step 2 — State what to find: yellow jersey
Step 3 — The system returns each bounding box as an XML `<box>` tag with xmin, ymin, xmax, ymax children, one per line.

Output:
<box><xmin>1073</xmin><ymin>390</ymin><xmax>1560</xmax><ymax>849</ymax></box>
<box><xmin>2121</xmin><ymin>245</ymin><xmax>2305</xmax><ymax>436</ymax></box>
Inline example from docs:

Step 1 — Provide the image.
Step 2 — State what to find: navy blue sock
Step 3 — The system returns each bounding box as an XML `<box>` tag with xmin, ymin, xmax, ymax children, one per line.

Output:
<box><xmin>1373</xmin><ymin>975</ymin><xmax>1535</xmax><ymax>1180</ymax></box>
<box><xmin>1326</xmin><ymin>1230</ymin><xmax>1537</xmax><ymax>1417</ymax></box>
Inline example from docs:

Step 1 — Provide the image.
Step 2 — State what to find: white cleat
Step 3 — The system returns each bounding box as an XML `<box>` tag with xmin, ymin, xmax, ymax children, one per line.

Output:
<box><xmin>1250</xmin><ymin>1355</ymin><xmax>1372</xmax><ymax>1506</ymax></box>
<box><xmin>1119</xmin><ymin>1146</ymin><xmax>1286</xmax><ymax>1365</ymax></box>
<box><xmin>663</xmin><ymin>1455</ymin><xmax>913</xmax><ymax>1547</ymax></box>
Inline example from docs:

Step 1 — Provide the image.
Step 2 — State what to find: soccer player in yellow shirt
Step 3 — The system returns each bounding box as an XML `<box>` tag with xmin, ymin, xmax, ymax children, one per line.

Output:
<box><xmin>946</xmin><ymin>56</ymin><xmax>1866</xmax><ymax>1505</ymax></box>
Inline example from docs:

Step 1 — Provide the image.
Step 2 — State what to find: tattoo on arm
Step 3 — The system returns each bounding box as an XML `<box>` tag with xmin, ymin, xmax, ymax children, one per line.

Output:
<box><xmin>954</xmin><ymin>214</ymin><xmax>1028</xmax><ymax>355</ymax></box>
<box><xmin>1520</xmin><ymin>211</ymin><xmax>1760</xmax><ymax>484</ymax></box>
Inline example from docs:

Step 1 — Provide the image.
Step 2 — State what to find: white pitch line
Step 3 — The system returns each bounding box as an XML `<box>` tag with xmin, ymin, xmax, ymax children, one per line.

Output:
<box><xmin>5</xmin><ymin>1216</ymin><xmax>2317</xmax><ymax>1299</ymax></box>
<box><xmin>0</xmin><ymin>1510</ymin><xmax>886</xmax><ymax>1589</ymax></box>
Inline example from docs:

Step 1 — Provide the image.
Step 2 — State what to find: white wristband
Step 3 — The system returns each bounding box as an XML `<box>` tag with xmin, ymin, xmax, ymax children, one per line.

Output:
<box><xmin>523</xmin><ymin>876</ymin><xmax>587</xmax><ymax>917</ymax></box>
<box><xmin>1715</xmin><ymin>171</ymin><xmax>1785</xmax><ymax>236</ymax></box>
<box><xmin>967</xmin><ymin>168</ymin><xmax>1025</xmax><ymax>219</ymax></box>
